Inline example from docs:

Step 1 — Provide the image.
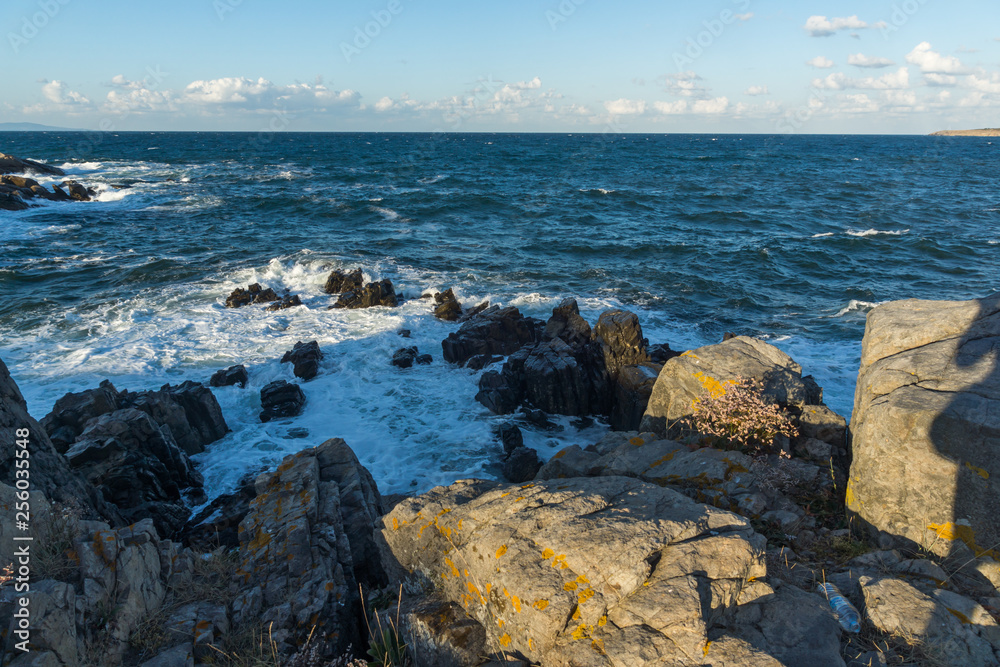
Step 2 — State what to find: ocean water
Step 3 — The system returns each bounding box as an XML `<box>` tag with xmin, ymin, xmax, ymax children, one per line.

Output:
<box><xmin>1</xmin><ymin>132</ymin><xmax>997</xmax><ymax>502</ymax></box>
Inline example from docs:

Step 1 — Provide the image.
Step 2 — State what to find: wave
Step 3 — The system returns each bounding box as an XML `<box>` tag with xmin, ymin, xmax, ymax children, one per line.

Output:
<box><xmin>846</xmin><ymin>228</ymin><xmax>909</xmax><ymax>238</ymax></box>
<box><xmin>811</xmin><ymin>232</ymin><xmax>834</xmax><ymax>238</ymax></box>
<box><xmin>372</xmin><ymin>206</ymin><xmax>401</xmax><ymax>221</ymax></box>
<box><xmin>833</xmin><ymin>300</ymin><xmax>880</xmax><ymax>317</ymax></box>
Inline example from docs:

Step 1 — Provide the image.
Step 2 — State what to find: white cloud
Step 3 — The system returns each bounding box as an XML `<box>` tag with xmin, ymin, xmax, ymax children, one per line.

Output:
<box><xmin>812</xmin><ymin>68</ymin><xmax>909</xmax><ymax>91</ymax></box>
<box><xmin>745</xmin><ymin>86</ymin><xmax>769</xmax><ymax>96</ymax></box>
<box><xmin>42</xmin><ymin>80</ymin><xmax>89</xmax><ymax>105</ymax></box>
<box><xmin>105</xmin><ymin>88</ymin><xmax>175</xmax><ymax>112</ymax></box>
<box><xmin>804</xmin><ymin>15</ymin><xmax>884</xmax><ymax>37</ymax></box>
<box><xmin>182</xmin><ymin>77</ymin><xmax>359</xmax><ymax>110</ymax></box>
<box><xmin>848</xmin><ymin>53</ymin><xmax>895</xmax><ymax>68</ymax></box>
<box><xmin>660</xmin><ymin>71</ymin><xmax>709</xmax><ymax>98</ymax></box>
<box><xmin>807</xmin><ymin>56</ymin><xmax>835</xmax><ymax>69</ymax></box>
<box><xmin>604</xmin><ymin>98</ymin><xmax>646</xmax><ymax>115</ymax></box>
<box><xmin>735</xmin><ymin>13</ymin><xmax>753</xmax><ymax>21</ymax></box>
<box><xmin>653</xmin><ymin>100</ymin><xmax>688</xmax><ymax>115</ymax></box>
<box><xmin>924</xmin><ymin>73</ymin><xmax>958</xmax><ymax>87</ymax></box>
<box><xmin>692</xmin><ymin>97</ymin><xmax>729</xmax><ymax>114</ymax></box>
<box><xmin>906</xmin><ymin>42</ymin><xmax>966</xmax><ymax>74</ymax></box>
<box><xmin>968</xmin><ymin>73</ymin><xmax>1000</xmax><ymax>94</ymax></box>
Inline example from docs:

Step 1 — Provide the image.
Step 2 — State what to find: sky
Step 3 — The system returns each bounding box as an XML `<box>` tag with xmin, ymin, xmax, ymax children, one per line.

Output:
<box><xmin>1</xmin><ymin>0</ymin><xmax>998</xmax><ymax>133</ymax></box>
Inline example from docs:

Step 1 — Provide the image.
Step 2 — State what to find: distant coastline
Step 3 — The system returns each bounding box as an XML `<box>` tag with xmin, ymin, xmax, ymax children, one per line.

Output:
<box><xmin>0</xmin><ymin>122</ymin><xmax>83</xmax><ymax>132</ymax></box>
<box><xmin>930</xmin><ymin>128</ymin><xmax>1000</xmax><ymax>137</ymax></box>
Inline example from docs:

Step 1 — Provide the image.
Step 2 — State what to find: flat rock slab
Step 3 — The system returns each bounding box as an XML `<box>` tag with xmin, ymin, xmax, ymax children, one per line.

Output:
<box><xmin>382</xmin><ymin>475</ymin><xmax>765</xmax><ymax>666</ymax></box>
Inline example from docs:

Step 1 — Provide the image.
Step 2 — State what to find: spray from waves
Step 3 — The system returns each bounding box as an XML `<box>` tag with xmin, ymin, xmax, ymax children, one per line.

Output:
<box><xmin>811</xmin><ymin>232</ymin><xmax>834</xmax><ymax>238</ymax></box>
<box><xmin>372</xmin><ymin>206</ymin><xmax>401</xmax><ymax>221</ymax></box>
<box><xmin>846</xmin><ymin>228</ymin><xmax>909</xmax><ymax>238</ymax></box>
<box><xmin>833</xmin><ymin>299</ymin><xmax>881</xmax><ymax>317</ymax></box>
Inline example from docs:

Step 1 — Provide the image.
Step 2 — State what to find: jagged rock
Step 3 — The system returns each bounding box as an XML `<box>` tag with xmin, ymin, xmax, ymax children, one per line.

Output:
<box><xmin>860</xmin><ymin>575</ymin><xmax>1000</xmax><ymax>665</ymax></box>
<box><xmin>641</xmin><ymin>336</ymin><xmax>816</xmax><ymax>436</ymax></box>
<box><xmin>442</xmin><ymin>305</ymin><xmax>543</xmax><ymax>365</ymax></box>
<box><xmin>649</xmin><ymin>343</ymin><xmax>682</xmax><ymax>364</ymax></box>
<box><xmin>464</xmin><ymin>354</ymin><xmax>504</xmax><ymax>371</ymax></box>
<box><xmin>434</xmin><ymin>288</ymin><xmax>463</xmax><ymax>321</ymax></box>
<box><xmin>496</xmin><ymin>422</ymin><xmax>524</xmax><ymax>455</ymax></box>
<box><xmin>63</xmin><ymin>180</ymin><xmax>92</xmax><ymax>201</ymax></box>
<box><xmin>234</xmin><ymin>439</ymin><xmax>385</xmax><ymax>656</ymax></box>
<box><xmin>0</xmin><ymin>174</ymin><xmax>40</xmax><ymax>189</ymax></box>
<box><xmin>395</xmin><ymin>594</ymin><xmax>488</xmax><ymax>667</ymax></box>
<box><xmin>848</xmin><ymin>296</ymin><xmax>1000</xmax><ymax>558</ymax></box>
<box><xmin>259</xmin><ymin>380</ymin><xmax>305</xmax><ymax>422</ymax></box>
<box><xmin>502</xmin><ymin>447</ymin><xmax>542</xmax><ymax>483</ymax></box>
<box><xmin>797</xmin><ymin>404</ymin><xmax>847</xmax><ymax>448</ymax></box>
<box><xmin>209</xmin><ymin>364</ymin><xmax>249</xmax><ymax>388</ymax></box>
<box><xmin>460</xmin><ymin>301</ymin><xmax>490</xmax><ymax>322</ymax></box>
<box><xmin>593</xmin><ymin>309</ymin><xmax>649</xmax><ymax>379</ymax></box>
<box><xmin>392</xmin><ymin>347</ymin><xmax>419</xmax><ymax>369</ymax></box>
<box><xmin>323</xmin><ymin>268</ymin><xmax>364</xmax><ymax>294</ymax></box>
<box><xmin>610</xmin><ymin>362</ymin><xmax>663</xmax><ymax>431</ymax></box>
<box><xmin>416</xmin><ymin>353</ymin><xmax>433</xmax><ymax>365</ymax></box>
<box><xmin>475</xmin><ymin>368</ymin><xmax>522</xmax><ymax>415</ymax></box>
<box><xmin>332</xmin><ymin>278</ymin><xmax>398</xmax><ymax>309</ymax></box>
<box><xmin>41</xmin><ymin>380</ymin><xmax>123</xmax><ymax>452</ymax></box>
<box><xmin>381</xmin><ymin>476</ymin><xmax>766</xmax><ymax>666</ymax></box>
<box><xmin>225</xmin><ymin>283</ymin><xmax>278</xmax><ymax>308</ymax></box>
<box><xmin>0</xmin><ymin>358</ymin><xmax>120</xmax><ymax>523</ymax></box>
<box><xmin>265</xmin><ymin>294</ymin><xmax>302</xmax><ymax>311</ymax></box>
<box><xmin>183</xmin><ymin>471</ymin><xmax>259</xmax><ymax>550</ymax></box>
<box><xmin>66</xmin><ymin>408</ymin><xmax>203</xmax><ymax>535</ymax></box>
<box><xmin>0</xmin><ymin>190</ymin><xmax>29</xmax><ymax>211</ymax></box>
<box><xmin>543</xmin><ymin>298</ymin><xmax>592</xmax><ymax>347</ymax></box>
<box><xmin>280</xmin><ymin>340</ymin><xmax>323</xmax><ymax>380</ymax></box>
<box><xmin>124</xmin><ymin>381</ymin><xmax>228</xmax><ymax>456</ymax></box>
<box><xmin>0</xmin><ymin>152</ymin><xmax>65</xmax><ymax>175</ymax></box>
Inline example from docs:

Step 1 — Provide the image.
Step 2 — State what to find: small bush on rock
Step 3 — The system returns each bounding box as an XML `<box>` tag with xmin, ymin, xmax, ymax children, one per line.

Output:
<box><xmin>683</xmin><ymin>376</ymin><xmax>797</xmax><ymax>455</ymax></box>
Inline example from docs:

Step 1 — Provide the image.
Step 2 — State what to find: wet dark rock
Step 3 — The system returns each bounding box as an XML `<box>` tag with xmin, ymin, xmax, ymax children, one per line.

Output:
<box><xmin>225</xmin><ymin>283</ymin><xmax>279</xmax><ymax>308</ymax></box>
<box><xmin>63</xmin><ymin>180</ymin><xmax>93</xmax><ymax>201</ymax></box>
<box><xmin>65</xmin><ymin>408</ymin><xmax>204</xmax><ymax>536</ymax></box>
<box><xmin>259</xmin><ymin>380</ymin><xmax>306</xmax><ymax>422</ymax></box>
<box><xmin>0</xmin><ymin>152</ymin><xmax>65</xmax><ymax>176</ymax></box>
<box><xmin>280</xmin><ymin>340</ymin><xmax>323</xmax><ymax>380</ymax></box>
<box><xmin>521</xmin><ymin>408</ymin><xmax>561</xmax><ymax>430</ymax></box>
<box><xmin>442</xmin><ymin>305</ymin><xmax>544</xmax><ymax>365</ymax></box>
<box><xmin>520</xmin><ymin>339</ymin><xmax>595</xmax><ymax>417</ymax></box>
<box><xmin>332</xmin><ymin>278</ymin><xmax>399</xmax><ymax>309</ymax></box>
<box><xmin>495</xmin><ymin>422</ymin><xmax>524</xmax><ymax>455</ymax></box>
<box><xmin>0</xmin><ymin>190</ymin><xmax>29</xmax><ymax>211</ymax></box>
<box><xmin>210</xmin><ymin>364</ymin><xmax>249</xmax><ymax>388</ymax></box>
<box><xmin>543</xmin><ymin>297</ymin><xmax>592</xmax><ymax>347</ymax></box>
<box><xmin>502</xmin><ymin>447</ymin><xmax>542</xmax><ymax>483</ymax></box>
<box><xmin>323</xmin><ymin>268</ymin><xmax>364</xmax><ymax>294</ymax></box>
<box><xmin>122</xmin><ymin>381</ymin><xmax>229</xmax><ymax>456</ymax></box>
<box><xmin>392</xmin><ymin>347</ymin><xmax>419</xmax><ymax>369</ymax></box>
<box><xmin>50</xmin><ymin>185</ymin><xmax>70</xmax><ymax>201</ymax></box>
<box><xmin>610</xmin><ymin>362</ymin><xmax>663</xmax><ymax>431</ymax></box>
<box><xmin>0</xmin><ymin>175</ymin><xmax>40</xmax><ymax>189</ymax></box>
<box><xmin>460</xmin><ymin>301</ymin><xmax>490</xmax><ymax>322</ymax></box>
<box><xmin>433</xmin><ymin>288</ymin><xmax>463</xmax><ymax>321</ymax></box>
<box><xmin>416</xmin><ymin>353</ymin><xmax>433</xmax><ymax>365</ymax></box>
<box><xmin>723</xmin><ymin>332</ymin><xmax>738</xmax><ymax>341</ymax></box>
<box><xmin>41</xmin><ymin>380</ymin><xmax>123</xmax><ymax>453</ymax></box>
<box><xmin>648</xmin><ymin>343</ymin><xmax>681</xmax><ymax>364</ymax></box>
<box><xmin>183</xmin><ymin>471</ymin><xmax>260</xmax><ymax>550</ymax></box>
<box><xmin>265</xmin><ymin>294</ymin><xmax>302</xmax><ymax>311</ymax></box>
<box><xmin>593</xmin><ymin>309</ymin><xmax>650</xmax><ymax>379</ymax></box>
<box><xmin>464</xmin><ymin>354</ymin><xmax>504</xmax><ymax>371</ymax></box>
<box><xmin>398</xmin><ymin>329</ymin><xmax>412</xmax><ymax>338</ymax></box>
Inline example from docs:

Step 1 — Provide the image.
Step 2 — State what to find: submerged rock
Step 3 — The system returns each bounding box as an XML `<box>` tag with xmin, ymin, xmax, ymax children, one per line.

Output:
<box><xmin>265</xmin><ymin>293</ymin><xmax>302</xmax><ymax>311</ymax></box>
<box><xmin>209</xmin><ymin>364</ymin><xmax>249</xmax><ymax>388</ymax></box>
<box><xmin>392</xmin><ymin>346</ymin><xmax>419</xmax><ymax>369</ymax></box>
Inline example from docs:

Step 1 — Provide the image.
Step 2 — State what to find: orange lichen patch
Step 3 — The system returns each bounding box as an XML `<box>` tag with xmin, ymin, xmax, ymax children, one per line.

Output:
<box><xmin>391</xmin><ymin>517</ymin><xmax>400</xmax><ymax>531</ymax></box>
<box><xmin>571</xmin><ymin>623</ymin><xmax>591</xmax><ymax>640</ymax></box>
<box><xmin>577</xmin><ymin>588</ymin><xmax>595</xmax><ymax>604</ymax></box>
<box><xmin>552</xmin><ymin>554</ymin><xmax>567</xmax><ymax>568</ymax></box>
<box><xmin>703</xmin><ymin>641</ymin><xmax>712</xmax><ymax>657</ymax></box>
<box><xmin>597</xmin><ymin>615</ymin><xmax>607</xmax><ymax>627</ymax></box>
<box><xmin>485</xmin><ymin>583</ymin><xmax>492</xmax><ymax>595</ymax></box>
<box><xmin>649</xmin><ymin>452</ymin><xmax>676</xmax><ymax>468</ymax></box>
<box><xmin>512</xmin><ymin>596</ymin><xmax>522</xmax><ymax>613</ymax></box>
<box><xmin>276</xmin><ymin>460</ymin><xmax>296</xmax><ymax>474</ymax></box>
<box><xmin>247</xmin><ymin>529</ymin><xmax>273</xmax><ymax>552</ymax></box>
<box><xmin>693</xmin><ymin>371</ymin><xmax>729</xmax><ymax>399</ymax></box>
<box><xmin>554</xmin><ymin>449</ymin><xmax>568</xmax><ymax>460</ymax></box>
<box><xmin>591</xmin><ymin>638</ymin><xmax>606</xmax><ymax>655</ymax></box>
<box><xmin>965</xmin><ymin>462</ymin><xmax>990</xmax><ymax>480</ymax></box>
<box><xmin>195</xmin><ymin>620</ymin><xmax>212</xmax><ymax>631</ymax></box>
<box><xmin>528</xmin><ymin>638</ymin><xmax>536</xmax><ymax>651</ymax></box>
<box><xmin>542</xmin><ymin>548</ymin><xmax>555</xmax><ymax>559</ymax></box>
<box><xmin>466</xmin><ymin>581</ymin><xmax>486</xmax><ymax>604</ymax></box>
<box><xmin>497</xmin><ymin>618</ymin><xmax>505</xmax><ymax>628</ymax></box>
<box><xmin>534</xmin><ymin>599</ymin><xmax>549</xmax><ymax>611</ymax></box>
<box><xmin>927</xmin><ymin>522</ymin><xmax>1000</xmax><ymax>559</ymax></box>
<box><xmin>515</xmin><ymin>497</ymin><xmax>525</xmax><ymax>502</ymax></box>
<box><xmin>457</xmin><ymin>519</ymin><xmax>463</xmax><ymax>530</ymax></box>
<box><xmin>500</xmin><ymin>633</ymin><xmax>512</xmax><ymax>648</ymax></box>
<box><xmin>445</xmin><ymin>558</ymin><xmax>461</xmax><ymax>578</ymax></box>
<box><xmin>572</xmin><ymin>608</ymin><xmax>582</xmax><ymax>621</ymax></box>
<box><xmin>564</xmin><ymin>581</ymin><xmax>579</xmax><ymax>591</ymax></box>
<box><xmin>500</xmin><ymin>492</ymin><xmax>511</xmax><ymax>498</ymax></box>
<box><xmin>629</xmin><ymin>437</ymin><xmax>645</xmax><ymax>447</ymax></box>
<box><xmin>496</xmin><ymin>545</ymin><xmax>508</xmax><ymax>559</ymax></box>
<box><xmin>521</xmin><ymin>483</ymin><xmax>535</xmax><ymax>489</ymax></box>
<box><xmin>680</xmin><ymin>351</ymin><xmax>699</xmax><ymax>360</ymax></box>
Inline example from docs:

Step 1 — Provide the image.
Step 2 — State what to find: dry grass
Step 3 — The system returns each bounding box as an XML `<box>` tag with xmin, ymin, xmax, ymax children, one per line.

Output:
<box><xmin>33</xmin><ymin>505</ymin><xmax>81</xmax><ymax>583</ymax></box>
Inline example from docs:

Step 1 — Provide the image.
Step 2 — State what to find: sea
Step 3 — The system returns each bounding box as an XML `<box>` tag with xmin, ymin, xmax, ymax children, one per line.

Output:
<box><xmin>1</xmin><ymin>132</ymin><xmax>997</xmax><ymax>504</ymax></box>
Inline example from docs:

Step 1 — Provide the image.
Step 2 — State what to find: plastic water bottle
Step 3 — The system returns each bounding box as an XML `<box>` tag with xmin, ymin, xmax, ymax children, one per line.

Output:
<box><xmin>817</xmin><ymin>582</ymin><xmax>861</xmax><ymax>633</ymax></box>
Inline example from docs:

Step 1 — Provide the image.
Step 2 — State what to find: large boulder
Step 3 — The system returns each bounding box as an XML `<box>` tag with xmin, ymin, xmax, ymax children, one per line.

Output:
<box><xmin>610</xmin><ymin>362</ymin><xmax>662</xmax><ymax>431</ymax></box>
<box><xmin>234</xmin><ymin>439</ymin><xmax>385</xmax><ymax>656</ymax></box>
<box><xmin>225</xmin><ymin>282</ymin><xmax>278</xmax><ymax>308</ymax></box>
<box><xmin>433</xmin><ymin>288</ymin><xmax>463</xmax><ymax>321</ymax></box>
<box><xmin>40</xmin><ymin>380</ymin><xmax>123</xmax><ymax>452</ymax></box>
<box><xmin>323</xmin><ymin>267</ymin><xmax>364</xmax><ymax>294</ymax></box>
<box><xmin>381</xmin><ymin>476</ymin><xmax>766</xmax><ymax>666</ymax></box>
<box><xmin>0</xmin><ymin>189</ymin><xmax>29</xmax><ymax>211</ymax></box>
<box><xmin>640</xmin><ymin>336</ymin><xmax>818</xmax><ymax>436</ymax></box>
<box><xmin>442</xmin><ymin>305</ymin><xmax>544</xmax><ymax>365</ymax></box>
<box><xmin>209</xmin><ymin>364</ymin><xmax>249</xmax><ymax>388</ymax></box>
<box><xmin>0</xmin><ymin>152</ymin><xmax>65</xmax><ymax>176</ymax></box>
<box><xmin>847</xmin><ymin>297</ymin><xmax>1000</xmax><ymax>558</ymax></box>
<box><xmin>259</xmin><ymin>380</ymin><xmax>306</xmax><ymax>422</ymax></box>
<box><xmin>280</xmin><ymin>340</ymin><xmax>323</xmax><ymax>380</ymax></box>
<box><xmin>0</xmin><ymin>358</ymin><xmax>120</xmax><ymax>523</ymax></box>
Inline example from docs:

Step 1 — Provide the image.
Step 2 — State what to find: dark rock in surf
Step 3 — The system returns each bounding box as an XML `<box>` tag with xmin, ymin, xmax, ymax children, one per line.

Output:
<box><xmin>281</xmin><ymin>341</ymin><xmax>323</xmax><ymax>380</ymax></box>
<box><xmin>324</xmin><ymin>268</ymin><xmax>364</xmax><ymax>294</ymax></box>
<box><xmin>63</xmin><ymin>180</ymin><xmax>93</xmax><ymax>201</ymax></box>
<box><xmin>460</xmin><ymin>301</ymin><xmax>491</xmax><ymax>322</ymax></box>
<box><xmin>433</xmin><ymin>288</ymin><xmax>463</xmax><ymax>321</ymax></box>
<box><xmin>464</xmin><ymin>354</ymin><xmax>504</xmax><ymax>371</ymax></box>
<box><xmin>441</xmin><ymin>305</ymin><xmax>544</xmax><ymax>365</ymax></box>
<box><xmin>226</xmin><ymin>283</ymin><xmax>279</xmax><ymax>308</ymax></box>
<box><xmin>495</xmin><ymin>422</ymin><xmax>524</xmax><ymax>455</ymax></box>
<box><xmin>416</xmin><ymin>353</ymin><xmax>433</xmax><ymax>365</ymax></box>
<box><xmin>502</xmin><ymin>447</ymin><xmax>542</xmax><ymax>483</ymax></box>
<box><xmin>40</xmin><ymin>380</ymin><xmax>123</xmax><ymax>453</ymax></box>
<box><xmin>392</xmin><ymin>347</ymin><xmax>418</xmax><ymax>369</ymax></box>
<box><xmin>543</xmin><ymin>298</ymin><xmax>592</xmax><ymax>348</ymax></box>
<box><xmin>0</xmin><ymin>175</ymin><xmax>40</xmax><ymax>189</ymax></box>
<box><xmin>0</xmin><ymin>152</ymin><xmax>65</xmax><ymax>176</ymax></box>
<box><xmin>332</xmin><ymin>279</ymin><xmax>399</xmax><ymax>309</ymax></box>
<box><xmin>0</xmin><ymin>190</ymin><xmax>29</xmax><ymax>211</ymax></box>
<box><xmin>265</xmin><ymin>294</ymin><xmax>302</xmax><ymax>311</ymax></box>
<box><xmin>210</xmin><ymin>364</ymin><xmax>249</xmax><ymax>388</ymax></box>
<box><xmin>122</xmin><ymin>381</ymin><xmax>230</xmax><ymax>456</ymax></box>
<box><xmin>260</xmin><ymin>380</ymin><xmax>306</xmax><ymax>422</ymax></box>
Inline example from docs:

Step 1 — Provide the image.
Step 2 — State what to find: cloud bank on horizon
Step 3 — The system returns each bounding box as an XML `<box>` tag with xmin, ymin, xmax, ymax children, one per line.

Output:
<box><xmin>1</xmin><ymin>0</ymin><xmax>998</xmax><ymax>133</ymax></box>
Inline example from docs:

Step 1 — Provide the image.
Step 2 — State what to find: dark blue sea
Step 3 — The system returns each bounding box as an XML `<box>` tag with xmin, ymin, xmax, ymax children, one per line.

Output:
<box><xmin>2</xmin><ymin>132</ymin><xmax>997</xmax><ymax>499</ymax></box>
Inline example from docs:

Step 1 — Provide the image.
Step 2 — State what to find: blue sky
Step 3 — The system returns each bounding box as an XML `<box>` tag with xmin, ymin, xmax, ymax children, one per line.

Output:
<box><xmin>2</xmin><ymin>0</ymin><xmax>998</xmax><ymax>132</ymax></box>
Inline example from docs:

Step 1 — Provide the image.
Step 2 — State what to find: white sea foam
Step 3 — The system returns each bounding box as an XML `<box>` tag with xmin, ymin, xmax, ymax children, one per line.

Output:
<box><xmin>811</xmin><ymin>232</ymin><xmax>834</xmax><ymax>238</ymax></box>
<box><xmin>833</xmin><ymin>300</ymin><xmax>880</xmax><ymax>317</ymax></box>
<box><xmin>372</xmin><ymin>206</ymin><xmax>401</xmax><ymax>221</ymax></box>
<box><xmin>846</xmin><ymin>228</ymin><xmax>909</xmax><ymax>237</ymax></box>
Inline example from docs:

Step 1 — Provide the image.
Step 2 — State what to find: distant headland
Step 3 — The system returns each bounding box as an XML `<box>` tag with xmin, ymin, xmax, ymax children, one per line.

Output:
<box><xmin>930</xmin><ymin>128</ymin><xmax>1000</xmax><ymax>136</ymax></box>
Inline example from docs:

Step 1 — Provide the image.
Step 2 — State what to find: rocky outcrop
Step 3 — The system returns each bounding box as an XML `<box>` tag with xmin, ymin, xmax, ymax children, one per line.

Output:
<box><xmin>259</xmin><ymin>380</ymin><xmax>306</xmax><ymax>422</ymax></box>
<box><xmin>434</xmin><ymin>288</ymin><xmax>463</xmax><ymax>321</ymax></box>
<box><xmin>225</xmin><ymin>283</ymin><xmax>279</xmax><ymax>308</ymax></box>
<box><xmin>0</xmin><ymin>359</ymin><xmax>120</xmax><ymax>524</ymax></box>
<box><xmin>235</xmin><ymin>439</ymin><xmax>385</xmax><ymax>656</ymax></box>
<box><xmin>281</xmin><ymin>340</ymin><xmax>323</xmax><ymax>380</ymax></box>
<box><xmin>64</xmin><ymin>408</ymin><xmax>204</xmax><ymax>536</ymax></box>
<box><xmin>0</xmin><ymin>152</ymin><xmax>65</xmax><ymax>175</ymax></box>
<box><xmin>209</xmin><ymin>364</ymin><xmax>249</xmax><ymax>388</ymax></box>
<box><xmin>265</xmin><ymin>294</ymin><xmax>302</xmax><ymax>311</ymax></box>
<box><xmin>324</xmin><ymin>268</ymin><xmax>364</xmax><ymax>294</ymax></box>
<box><xmin>610</xmin><ymin>362</ymin><xmax>662</xmax><ymax>431</ymax></box>
<box><xmin>847</xmin><ymin>297</ymin><xmax>1000</xmax><ymax>558</ymax></box>
<box><xmin>640</xmin><ymin>336</ymin><xmax>820</xmax><ymax>436</ymax></box>
<box><xmin>391</xmin><ymin>347</ymin><xmax>432</xmax><ymax>368</ymax></box>
<box><xmin>381</xmin><ymin>476</ymin><xmax>767</xmax><ymax>666</ymax></box>
<box><xmin>40</xmin><ymin>380</ymin><xmax>123</xmax><ymax>452</ymax></box>
<box><xmin>122</xmin><ymin>381</ymin><xmax>229</xmax><ymax>456</ymax></box>
<box><xmin>442</xmin><ymin>305</ymin><xmax>544</xmax><ymax>365</ymax></box>
<box><xmin>332</xmin><ymin>278</ymin><xmax>399</xmax><ymax>309</ymax></box>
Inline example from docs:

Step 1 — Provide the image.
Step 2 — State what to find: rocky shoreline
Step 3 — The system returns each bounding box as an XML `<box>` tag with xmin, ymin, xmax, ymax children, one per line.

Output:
<box><xmin>0</xmin><ymin>153</ymin><xmax>102</xmax><ymax>211</ymax></box>
<box><xmin>929</xmin><ymin>128</ymin><xmax>1000</xmax><ymax>137</ymax></box>
<box><xmin>2</xmin><ymin>276</ymin><xmax>1000</xmax><ymax>665</ymax></box>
